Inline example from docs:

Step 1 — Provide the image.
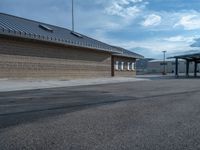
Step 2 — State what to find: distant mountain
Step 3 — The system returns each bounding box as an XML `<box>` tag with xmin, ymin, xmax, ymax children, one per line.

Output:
<box><xmin>131</xmin><ymin>47</ymin><xmax>161</xmax><ymax>59</ymax></box>
<box><xmin>191</xmin><ymin>38</ymin><xmax>200</xmax><ymax>47</ymax></box>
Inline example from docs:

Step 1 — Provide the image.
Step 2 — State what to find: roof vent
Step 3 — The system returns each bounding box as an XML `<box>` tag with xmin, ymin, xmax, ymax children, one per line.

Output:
<box><xmin>71</xmin><ymin>31</ymin><xmax>83</xmax><ymax>38</ymax></box>
<box><xmin>39</xmin><ymin>24</ymin><xmax>53</xmax><ymax>32</ymax></box>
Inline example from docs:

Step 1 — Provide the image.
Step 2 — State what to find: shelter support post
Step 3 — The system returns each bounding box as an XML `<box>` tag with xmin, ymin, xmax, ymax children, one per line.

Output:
<box><xmin>194</xmin><ymin>61</ymin><xmax>197</xmax><ymax>77</ymax></box>
<box><xmin>175</xmin><ymin>58</ymin><xmax>179</xmax><ymax>77</ymax></box>
<box><xmin>186</xmin><ymin>59</ymin><xmax>189</xmax><ymax>77</ymax></box>
<box><xmin>111</xmin><ymin>56</ymin><xmax>114</xmax><ymax>77</ymax></box>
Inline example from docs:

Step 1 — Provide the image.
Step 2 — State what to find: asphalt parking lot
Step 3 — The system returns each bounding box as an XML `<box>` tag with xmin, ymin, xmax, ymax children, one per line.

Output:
<box><xmin>1</xmin><ymin>78</ymin><xmax>200</xmax><ymax>150</ymax></box>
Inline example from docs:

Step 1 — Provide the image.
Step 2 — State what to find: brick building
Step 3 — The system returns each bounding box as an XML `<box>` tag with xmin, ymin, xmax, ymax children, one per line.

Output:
<box><xmin>0</xmin><ymin>13</ymin><xmax>143</xmax><ymax>79</ymax></box>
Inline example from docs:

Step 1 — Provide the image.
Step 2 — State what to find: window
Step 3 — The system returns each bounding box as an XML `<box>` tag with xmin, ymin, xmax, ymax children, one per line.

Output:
<box><xmin>131</xmin><ymin>62</ymin><xmax>135</xmax><ymax>70</ymax></box>
<box><xmin>71</xmin><ymin>31</ymin><xmax>83</xmax><ymax>38</ymax></box>
<box><xmin>121</xmin><ymin>62</ymin><xmax>124</xmax><ymax>71</ymax></box>
<box><xmin>127</xmin><ymin>62</ymin><xmax>130</xmax><ymax>71</ymax></box>
<box><xmin>115</xmin><ymin>61</ymin><xmax>119</xmax><ymax>70</ymax></box>
<box><xmin>39</xmin><ymin>24</ymin><xmax>53</xmax><ymax>32</ymax></box>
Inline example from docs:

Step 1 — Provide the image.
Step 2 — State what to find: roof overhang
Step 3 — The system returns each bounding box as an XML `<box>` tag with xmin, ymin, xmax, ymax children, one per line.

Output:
<box><xmin>112</xmin><ymin>53</ymin><xmax>144</xmax><ymax>59</ymax></box>
<box><xmin>168</xmin><ymin>53</ymin><xmax>200</xmax><ymax>61</ymax></box>
<box><xmin>111</xmin><ymin>46</ymin><xmax>144</xmax><ymax>59</ymax></box>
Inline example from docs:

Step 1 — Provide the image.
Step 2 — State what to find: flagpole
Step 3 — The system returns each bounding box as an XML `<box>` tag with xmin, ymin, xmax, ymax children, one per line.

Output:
<box><xmin>72</xmin><ymin>0</ymin><xmax>74</xmax><ymax>32</ymax></box>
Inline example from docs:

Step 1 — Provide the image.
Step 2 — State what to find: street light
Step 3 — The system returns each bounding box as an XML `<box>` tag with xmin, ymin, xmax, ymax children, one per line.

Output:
<box><xmin>162</xmin><ymin>51</ymin><xmax>167</xmax><ymax>75</ymax></box>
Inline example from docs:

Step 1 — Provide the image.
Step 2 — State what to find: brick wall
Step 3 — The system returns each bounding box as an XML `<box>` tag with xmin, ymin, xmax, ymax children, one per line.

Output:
<box><xmin>0</xmin><ymin>37</ymin><xmax>111</xmax><ymax>79</ymax></box>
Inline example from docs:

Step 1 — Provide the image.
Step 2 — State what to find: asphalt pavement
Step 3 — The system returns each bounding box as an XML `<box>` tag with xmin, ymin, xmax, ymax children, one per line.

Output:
<box><xmin>1</xmin><ymin>78</ymin><xmax>200</xmax><ymax>150</ymax></box>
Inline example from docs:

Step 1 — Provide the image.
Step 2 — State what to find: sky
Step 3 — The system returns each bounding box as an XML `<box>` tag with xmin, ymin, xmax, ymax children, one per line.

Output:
<box><xmin>1</xmin><ymin>0</ymin><xmax>200</xmax><ymax>59</ymax></box>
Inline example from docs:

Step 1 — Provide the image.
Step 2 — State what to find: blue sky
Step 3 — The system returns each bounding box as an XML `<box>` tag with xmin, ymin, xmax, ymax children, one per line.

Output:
<box><xmin>1</xmin><ymin>0</ymin><xmax>200</xmax><ymax>58</ymax></box>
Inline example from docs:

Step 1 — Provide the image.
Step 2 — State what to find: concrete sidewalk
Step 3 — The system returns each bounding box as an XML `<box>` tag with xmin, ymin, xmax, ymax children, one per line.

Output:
<box><xmin>0</xmin><ymin>77</ymin><xmax>149</xmax><ymax>92</ymax></box>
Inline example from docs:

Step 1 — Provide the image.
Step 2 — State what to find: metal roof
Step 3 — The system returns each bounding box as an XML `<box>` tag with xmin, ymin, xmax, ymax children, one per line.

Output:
<box><xmin>0</xmin><ymin>13</ymin><xmax>119</xmax><ymax>53</ymax></box>
<box><xmin>171</xmin><ymin>53</ymin><xmax>200</xmax><ymax>60</ymax></box>
<box><xmin>112</xmin><ymin>46</ymin><xmax>144</xmax><ymax>59</ymax></box>
<box><xmin>0</xmin><ymin>13</ymin><xmax>143</xmax><ymax>59</ymax></box>
<box><xmin>168</xmin><ymin>50</ymin><xmax>200</xmax><ymax>61</ymax></box>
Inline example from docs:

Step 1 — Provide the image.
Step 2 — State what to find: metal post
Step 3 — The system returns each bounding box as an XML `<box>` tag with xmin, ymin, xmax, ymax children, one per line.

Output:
<box><xmin>194</xmin><ymin>61</ymin><xmax>197</xmax><ymax>77</ymax></box>
<box><xmin>162</xmin><ymin>51</ymin><xmax>166</xmax><ymax>75</ymax></box>
<box><xmin>186</xmin><ymin>60</ymin><xmax>189</xmax><ymax>77</ymax></box>
<box><xmin>72</xmin><ymin>0</ymin><xmax>74</xmax><ymax>32</ymax></box>
<box><xmin>175</xmin><ymin>58</ymin><xmax>179</xmax><ymax>77</ymax></box>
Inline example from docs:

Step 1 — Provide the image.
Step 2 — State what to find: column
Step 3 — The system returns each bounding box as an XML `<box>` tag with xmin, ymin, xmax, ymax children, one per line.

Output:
<box><xmin>186</xmin><ymin>60</ymin><xmax>189</xmax><ymax>77</ymax></box>
<box><xmin>175</xmin><ymin>58</ymin><xmax>179</xmax><ymax>77</ymax></box>
<box><xmin>194</xmin><ymin>61</ymin><xmax>197</xmax><ymax>77</ymax></box>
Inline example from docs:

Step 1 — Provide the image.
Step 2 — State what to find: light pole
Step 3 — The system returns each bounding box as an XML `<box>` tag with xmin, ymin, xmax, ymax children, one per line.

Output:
<box><xmin>162</xmin><ymin>51</ymin><xmax>166</xmax><ymax>75</ymax></box>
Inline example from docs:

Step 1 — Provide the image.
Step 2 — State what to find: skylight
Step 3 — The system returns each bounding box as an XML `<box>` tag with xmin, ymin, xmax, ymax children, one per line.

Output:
<box><xmin>39</xmin><ymin>24</ymin><xmax>53</xmax><ymax>32</ymax></box>
<box><xmin>71</xmin><ymin>31</ymin><xmax>83</xmax><ymax>38</ymax></box>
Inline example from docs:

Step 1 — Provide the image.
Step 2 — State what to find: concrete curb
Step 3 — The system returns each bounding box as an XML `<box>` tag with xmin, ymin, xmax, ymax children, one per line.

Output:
<box><xmin>0</xmin><ymin>77</ymin><xmax>149</xmax><ymax>92</ymax></box>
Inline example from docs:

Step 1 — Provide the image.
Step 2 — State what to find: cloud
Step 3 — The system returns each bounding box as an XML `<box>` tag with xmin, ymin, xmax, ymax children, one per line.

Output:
<box><xmin>124</xmin><ymin>40</ymin><xmax>192</xmax><ymax>58</ymax></box>
<box><xmin>118</xmin><ymin>40</ymin><xmax>190</xmax><ymax>53</ymax></box>
<box><xmin>92</xmin><ymin>32</ymin><xmax>193</xmax><ymax>58</ymax></box>
<box><xmin>105</xmin><ymin>0</ymin><xmax>147</xmax><ymax>19</ymax></box>
<box><xmin>164</xmin><ymin>35</ymin><xmax>196</xmax><ymax>43</ymax></box>
<box><xmin>174</xmin><ymin>13</ymin><xmax>200</xmax><ymax>30</ymax></box>
<box><xmin>81</xmin><ymin>0</ymin><xmax>148</xmax><ymax>34</ymax></box>
<box><xmin>142</xmin><ymin>14</ymin><xmax>162</xmax><ymax>27</ymax></box>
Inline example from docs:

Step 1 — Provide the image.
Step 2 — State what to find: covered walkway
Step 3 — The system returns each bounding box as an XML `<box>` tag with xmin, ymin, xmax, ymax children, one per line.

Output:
<box><xmin>169</xmin><ymin>53</ymin><xmax>200</xmax><ymax>77</ymax></box>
